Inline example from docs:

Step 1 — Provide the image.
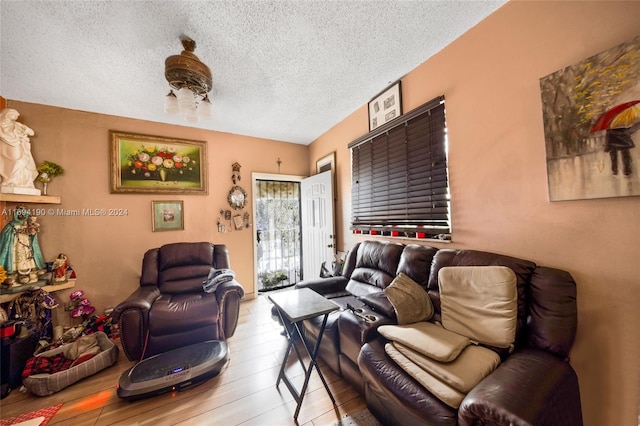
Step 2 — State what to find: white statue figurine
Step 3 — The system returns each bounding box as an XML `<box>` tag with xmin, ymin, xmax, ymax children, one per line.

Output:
<box><xmin>0</xmin><ymin>108</ymin><xmax>41</xmax><ymax>195</ymax></box>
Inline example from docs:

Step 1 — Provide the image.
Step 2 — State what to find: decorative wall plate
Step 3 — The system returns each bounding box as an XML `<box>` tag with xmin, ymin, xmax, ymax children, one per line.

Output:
<box><xmin>227</xmin><ymin>185</ymin><xmax>247</xmax><ymax>210</ymax></box>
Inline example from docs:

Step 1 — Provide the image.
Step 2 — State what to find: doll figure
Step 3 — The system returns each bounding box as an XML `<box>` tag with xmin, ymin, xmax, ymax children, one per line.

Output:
<box><xmin>0</xmin><ymin>207</ymin><xmax>45</xmax><ymax>280</ymax></box>
<box><xmin>53</xmin><ymin>253</ymin><xmax>69</xmax><ymax>282</ymax></box>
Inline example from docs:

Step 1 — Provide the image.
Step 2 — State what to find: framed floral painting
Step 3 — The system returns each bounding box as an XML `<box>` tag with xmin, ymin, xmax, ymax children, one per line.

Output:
<box><xmin>110</xmin><ymin>131</ymin><xmax>208</xmax><ymax>194</ymax></box>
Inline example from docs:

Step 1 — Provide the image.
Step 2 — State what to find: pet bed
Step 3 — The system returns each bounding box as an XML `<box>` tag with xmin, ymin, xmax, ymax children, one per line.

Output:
<box><xmin>22</xmin><ymin>332</ymin><xmax>118</xmax><ymax>396</ymax></box>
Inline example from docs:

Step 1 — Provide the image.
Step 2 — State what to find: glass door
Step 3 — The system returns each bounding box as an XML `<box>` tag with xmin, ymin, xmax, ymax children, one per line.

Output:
<box><xmin>255</xmin><ymin>180</ymin><xmax>301</xmax><ymax>292</ymax></box>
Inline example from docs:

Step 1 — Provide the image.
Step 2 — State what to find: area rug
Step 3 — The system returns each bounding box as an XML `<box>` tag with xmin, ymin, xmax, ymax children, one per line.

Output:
<box><xmin>0</xmin><ymin>404</ymin><xmax>62</xmax><ymax>426</ymax></box>
<box><xmin>332</xmin><ymin>408</ymin><xmax>381</xmax><ymax>426</ymax></box>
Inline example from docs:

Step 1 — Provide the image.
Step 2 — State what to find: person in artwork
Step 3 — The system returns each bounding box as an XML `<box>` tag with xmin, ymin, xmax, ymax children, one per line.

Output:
<box><xmin>604</xmin><ymin>122</ymin><xmax>640</xmax><ymax>177</ymax></box>
<box><xmin>0</xmin><ymin>108</ymin><xmax>38</xmax><ymax>190</ymax></box>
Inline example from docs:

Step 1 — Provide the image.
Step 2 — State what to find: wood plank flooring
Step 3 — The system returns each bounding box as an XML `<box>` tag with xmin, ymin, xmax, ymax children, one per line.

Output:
<box><xmin>0</xmin><ymin>294</ymin><xmax>367</xmax><ymax>425</ymax></box>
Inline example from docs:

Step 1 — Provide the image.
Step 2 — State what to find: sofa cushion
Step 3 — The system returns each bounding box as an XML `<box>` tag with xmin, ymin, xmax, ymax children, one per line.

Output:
<box><xmin>392</xmin><ymin>342</ymin><xmax>500</xmax><ymax>393</ymax></box>
<box><xmin>385</xmin><ymin>342</ymin><xmax>466</xmax><ymax>409</ymax></box>
<box><xmin>345</xmin><ymin>241</ymin><xmax>405</xmax><ymax>295</ymax></box>
<box><xmin>358</xmin><ymin>292</ymin><xmax>396</xmax><ymax>318</ymax></box>
<box><xmin>397</xmin><ymin>244</ymin><xmax>439</xmax><ymax>288</ymax></box>
<box><xmin>427</xmin><ymin>249</ymin><xmax>537</xmax><ymax>349</ymax></box>
<box><xmin>384</xmin><ymin>273</ymin><xmax>434</xmax><ymax>324</ymax></box>
<box><xmin>438</xmin><ymin>266</ymin><xmax>517</xmax><ymax>348</ymax></box>
<box><xmin>149</xmin><ymin>293</ymin><xmax>219</xmax><ymax>335</ymax></box>
<box><xmin>379</xmin><ymin>322</ymin><xmax>470</xmax><ymax>362</ymax></box>
<box><xmin>355</xmin><ymin>240</ymin><xmax>405</xmax><ymax>278</ymax></box>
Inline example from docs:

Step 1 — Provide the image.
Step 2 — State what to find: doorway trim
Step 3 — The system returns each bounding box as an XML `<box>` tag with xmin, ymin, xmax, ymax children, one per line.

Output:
<box><xmin>251</xmin><ymin>172</ymin><xmax>305</xmax><ymax>295</ymax></box>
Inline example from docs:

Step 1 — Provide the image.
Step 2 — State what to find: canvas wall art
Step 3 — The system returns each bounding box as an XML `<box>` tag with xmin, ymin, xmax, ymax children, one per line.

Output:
<box><xmin>540</xmin><ymin>36</ymin><xmax>640</xmax><ymax>201</ymax></box>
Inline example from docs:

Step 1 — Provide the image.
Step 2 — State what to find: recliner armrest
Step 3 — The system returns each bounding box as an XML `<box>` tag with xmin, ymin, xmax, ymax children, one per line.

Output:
<box><xmin>295</xmin><ymin>276</ymin><xmax>348</xmax><ymax>295</ymax></box>
<box><xmin>111</xmin><ymin>286</ymin><xmax>160</xmax><ymax>323</ymax></box>
<box><xmin>112</xmin><ymin>285</ymin><xmax>161</xmax><ymax>361</ymax></box>
<box><xmin>214</xmin><ymin>279</ymin><xmax>245</xmax><ymax>339</ymax></box>
<box><xmin>214</xmin><ymin>279</ymin><xmax>245</xmax><ymax>303</ymax></box>
<box><xmin>458</xmin><ymin>348</ymin><xmax>583</xmax><ymax>426</ymax></box>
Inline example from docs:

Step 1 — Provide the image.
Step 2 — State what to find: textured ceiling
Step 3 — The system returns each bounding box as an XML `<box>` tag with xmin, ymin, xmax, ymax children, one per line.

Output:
<box><xmin>1</xmin><ymin>1</ymin><xmax>505</xmax><ymax>145</ymax></box>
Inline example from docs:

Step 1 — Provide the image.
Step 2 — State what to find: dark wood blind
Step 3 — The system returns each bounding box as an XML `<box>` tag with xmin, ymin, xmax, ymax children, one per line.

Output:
<box><xmin>350</xmin><ymin>96</ymin><xmax>449</xmax><ymax>237</ymax></box>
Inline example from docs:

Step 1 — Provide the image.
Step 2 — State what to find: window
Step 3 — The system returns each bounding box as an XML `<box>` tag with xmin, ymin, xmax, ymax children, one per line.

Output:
<box><xmin>349</xmin><ymin>95</ymin><xmax>450</xmax><ymax>239</ymax></box>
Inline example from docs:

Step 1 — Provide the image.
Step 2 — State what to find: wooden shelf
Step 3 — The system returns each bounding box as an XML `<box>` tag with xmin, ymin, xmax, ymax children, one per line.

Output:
<box><xmin>0</xmin><ymin>194</ymin><xmax>61</xmax><ymax>204</ymax></box>
<box><xmin>0</xmin><ymin>279</ymin><xmax>76</xmax><ymax>303</ymax></box>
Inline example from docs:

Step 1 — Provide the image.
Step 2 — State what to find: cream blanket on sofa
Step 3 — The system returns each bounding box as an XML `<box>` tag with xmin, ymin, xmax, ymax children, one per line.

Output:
<box><xmin>379</xmin><ymin>266</ymin><xmax>517</xmax><ymax>408</ymax></box>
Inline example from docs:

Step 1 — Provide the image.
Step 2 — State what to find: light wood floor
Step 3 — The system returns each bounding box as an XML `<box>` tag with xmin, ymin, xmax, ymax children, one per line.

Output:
<box><xmin>0</xmin><ymin>294</ymin><xmax>367</xmax><ymax>425</ymax></box>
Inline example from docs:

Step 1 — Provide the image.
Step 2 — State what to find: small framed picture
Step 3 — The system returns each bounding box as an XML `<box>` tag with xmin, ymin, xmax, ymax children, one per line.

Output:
<box><xmin>368</xmin><ymin>81</ymin><xmax>402</xmax><ymax>131</ymax></box>
<box><xmin>233</xmin><ymin>214</ymin><xmax>244</xmax><ymax>230</ymax></box>
<box><xmin>316</xmin><ymin>151</ymin><xmax>335</xmax><ymax>175</ymax></box>
<box><xmin>151</xmin><ymin>200</ymin><xmax>184</xmax><ymax>232</ymax></box>
<box><xmin>316</xmin><ymin>151</ymin><xmax>337</xmax><ymax>200</ymax></box>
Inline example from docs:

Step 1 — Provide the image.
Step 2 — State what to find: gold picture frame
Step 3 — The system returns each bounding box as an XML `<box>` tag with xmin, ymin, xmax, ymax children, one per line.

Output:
<box><xmin>151</xmin><ymin>200</ymin><xmax>184</xmax><ymax>232</ymax></box>
<box><xmin>110</xmin><ymin>131</ymin><xmax>207</xmax><ymax>194</ymax></box>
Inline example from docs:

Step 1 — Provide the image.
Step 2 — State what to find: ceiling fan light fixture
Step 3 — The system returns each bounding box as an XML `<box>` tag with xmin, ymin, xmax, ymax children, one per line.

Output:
<box><xmin>164</xmin><ymin>36</ymin><xmax>213</xmax><ymax>123</ymax></box>
<box><xmin>184</xmin><ymin>108</ymin><xmax>200</xmax><ymax>124</ymax></box>
<box><xmin>164</xmin><ymin>90</ymin><xmax>179</xmax><ymax>115</ymax></box>
<box><xmin>199</xmin><ymin>94</ymin><xmax>213</xmax><ymax>119</ymax></box>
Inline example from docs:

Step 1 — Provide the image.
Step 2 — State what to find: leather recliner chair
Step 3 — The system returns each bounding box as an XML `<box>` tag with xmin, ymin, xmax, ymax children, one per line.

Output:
<box><xmin>112</xmin><ymin>242</ymin><xmax>245</xmax><ymax>361</ymax></box>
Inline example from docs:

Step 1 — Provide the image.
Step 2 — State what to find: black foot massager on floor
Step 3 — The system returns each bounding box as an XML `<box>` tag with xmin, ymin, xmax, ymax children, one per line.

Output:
<box><xmin>117</xmin><ymin>340</ymin><xmax>229</xmax><ymax>401</ymax></box>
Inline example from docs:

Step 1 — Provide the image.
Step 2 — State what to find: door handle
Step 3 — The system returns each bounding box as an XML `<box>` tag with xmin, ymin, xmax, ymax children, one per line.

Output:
<box><xmin>327</xmin><ymin>244</ymin><xmax>333</xmax><ymax>248</ymax></box>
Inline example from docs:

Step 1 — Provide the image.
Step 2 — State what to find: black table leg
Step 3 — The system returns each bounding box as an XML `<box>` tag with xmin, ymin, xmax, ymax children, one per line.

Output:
<box><xmin>274</xmin><ymin>308</ymin><xmax>336</xmax><ymax>420</ymax></box>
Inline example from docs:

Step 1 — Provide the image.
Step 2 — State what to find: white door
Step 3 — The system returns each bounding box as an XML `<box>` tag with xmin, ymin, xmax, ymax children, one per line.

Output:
<box><xmin>301</xmin><ymin>170</ymin><xmax>335</xmax><ymax>280</ymax></box>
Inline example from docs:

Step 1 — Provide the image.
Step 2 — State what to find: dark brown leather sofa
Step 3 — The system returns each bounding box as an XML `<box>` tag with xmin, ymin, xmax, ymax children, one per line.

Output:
<box><xmin>112</xmin><ymin>242</ymin><xmax>245</xmax><ymax>361</ymax></box>
<box><xmin>295</xmin><ymin>240</ymin><xmax>582</xmax><ymax>425</ymax></box>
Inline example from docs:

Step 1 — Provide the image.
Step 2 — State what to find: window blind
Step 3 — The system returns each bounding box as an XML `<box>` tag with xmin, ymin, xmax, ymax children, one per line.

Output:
<box><xmin>349</xmin><ymin>96</ymin><xmax>449</xmax><ymax>237</ymax></box>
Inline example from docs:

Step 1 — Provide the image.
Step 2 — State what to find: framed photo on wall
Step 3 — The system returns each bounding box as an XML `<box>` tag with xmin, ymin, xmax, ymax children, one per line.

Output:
<box><xmin>316</xmin><ymin>151</ymin><xmax>335</xmax><ymax>174</ymax></box>
<box><xmin>368</xmin><ymin>81</ymin><xmax>402</xmax><ymax>131</ymax></box>
<box><xmin>151</xmin><ymin>200</ymin><xmax>184</xmax><ymax>232</ymax></box>
<box><xmin>316</xmin><ymin>151</ymin><xmax>337</xmax><ymax>201</ymax></box>
<box><xmin>110</xmin><ymin>131</ymin><xmax>208</xmax><ymax>194</ymax></box>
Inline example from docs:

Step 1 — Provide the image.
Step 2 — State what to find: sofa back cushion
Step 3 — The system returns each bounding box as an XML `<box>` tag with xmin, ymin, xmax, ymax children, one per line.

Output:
<box><xmin>346</xmin><ymin>241</ymin><xmax>404</xmax><ymax>296</ymax></box>
<box><xmin>141</xmin><ymin>242</ymin><xmax>220</xmax><ymax>294</ymax></box>
<box><xmin>428</xmin><ymin>249</ymin><xmax>536</xmax><ymax>347</ymax></box>
<box><xmin>438</xmin><ymin>266</ymin><xmax>517</xmax><ymax>349</ymax></box>
<box><xmin>397</xmin><ymin>244</ymin><xmax>439</xmax><ymax>288</ymax></box>
<box><xmin>527</xmin><ymin>266</ymin><xmax>577</xmax><ymax>358</ymax></box>
<box><xmin>341</xmin><ymin>242</ymin><xmax>360</xmax><ymax>279</ymax></box>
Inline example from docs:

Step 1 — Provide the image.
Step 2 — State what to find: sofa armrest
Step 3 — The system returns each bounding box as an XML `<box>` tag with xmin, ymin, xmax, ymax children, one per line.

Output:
<box><xmin>295</xmin><ymin>276</ymin><xmax>348</xmax><ymax>295</ymax></box>
<box><xmin>459</xmin><ymin>348</ymin><xmax>583</xmax><ymax>426</ymax></box>
<box><xmin>112</xmin><ymin>286</ymin><xmax>160</xmax><ymax>361</ymax></box>
<box><xmin>215</xmin><ymin>279</ymin><xmax>245</xmax><ymax>339</ymax></box>
<box><xmin>112</xmin><ymin>286</ymin><xmax>160</xmax><ymax>323</ymax></box>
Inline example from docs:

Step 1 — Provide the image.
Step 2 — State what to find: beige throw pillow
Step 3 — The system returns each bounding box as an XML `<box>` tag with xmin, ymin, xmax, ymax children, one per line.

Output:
<box><xmin>384</xmin><ymin>273</ymin><xmax>434</xmax><ymax>324</ymax></box>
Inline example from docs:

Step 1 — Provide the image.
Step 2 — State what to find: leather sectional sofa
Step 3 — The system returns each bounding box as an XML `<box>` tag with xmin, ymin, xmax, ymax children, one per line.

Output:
<box><xmin>294</xmin><ymin>240</ymin><xmax>583</xmax><ymax>425</ymax></box>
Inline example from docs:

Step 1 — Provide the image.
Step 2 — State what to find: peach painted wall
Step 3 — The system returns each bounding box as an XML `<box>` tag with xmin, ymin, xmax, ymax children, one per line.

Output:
<box><xmin>310</xmin><ymin>2</ymin><xmax>640</xmax><ymax>426</ymax></box>
<box><xmin>4</xmin><ymin>100</ymin><xmax>309</xmax><ymax>318</ymax></box>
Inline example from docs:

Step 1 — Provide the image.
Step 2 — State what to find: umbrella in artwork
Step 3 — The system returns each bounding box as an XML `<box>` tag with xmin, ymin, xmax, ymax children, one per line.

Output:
<box><xmin>590</xmin><ymin>100</ymin><xmax>640</xmax><ymax>177</ymax></box>
<box><xmin>590</xmin><ymin>100</ymin><xmax>640</xmax><ymax>133</ymax></box>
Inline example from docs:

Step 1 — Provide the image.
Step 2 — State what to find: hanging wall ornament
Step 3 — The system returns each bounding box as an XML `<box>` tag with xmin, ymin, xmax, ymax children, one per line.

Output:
<box><xmin>232</xmin><ymin>162</ymin><xmax>241</xmax><ymax>184</ymax></box>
